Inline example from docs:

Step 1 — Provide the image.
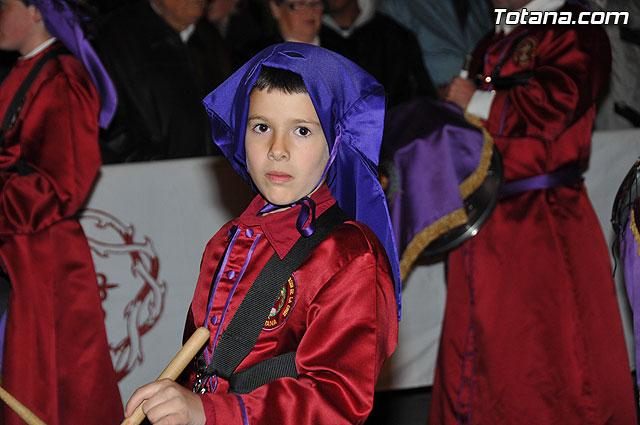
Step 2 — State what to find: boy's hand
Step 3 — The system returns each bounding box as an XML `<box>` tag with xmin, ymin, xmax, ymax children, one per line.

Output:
<box><xmin>125</xmin><ymin>379</ymin><xmax>206</xmax><ymax>425</ymax></box>
<box><xmin>445</xmin><ymin>77</ymin><xmax>476</xmax><ymax>110</ymax></box>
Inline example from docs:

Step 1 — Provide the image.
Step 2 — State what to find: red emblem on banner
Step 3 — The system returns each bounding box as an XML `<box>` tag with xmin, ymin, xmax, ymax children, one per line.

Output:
<box><xmin>79</xmin><ymin>209</ymin><xmax>166</xmax><ymax>381</ymax></box>
<box><xmin>263</xmin><ymin>275</ymin><xmax>297</xmax><ymax>331</ymax></box>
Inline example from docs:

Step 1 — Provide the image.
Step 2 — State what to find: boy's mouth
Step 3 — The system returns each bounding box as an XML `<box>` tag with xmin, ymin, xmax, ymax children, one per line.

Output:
<box><xmin>266</xmin><ymin>172</ymin><xmax>293</xmax><ymax>184</ymax></box>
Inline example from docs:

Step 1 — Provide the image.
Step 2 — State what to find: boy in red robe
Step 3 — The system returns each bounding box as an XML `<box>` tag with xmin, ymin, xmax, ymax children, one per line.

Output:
<box><xmin>123</xmin><ymin>42</ymin><xmax>400</xmax><ymax>425</ymax></box>
<box><xmin>438</xmin><ymin>0</ymin><xmax>637</xmax><ymax>423</ymax></box>
<box><xmin>0</xmin><ymin>1</ymin><xmax>123</xmax><ymax>424</ymax></box>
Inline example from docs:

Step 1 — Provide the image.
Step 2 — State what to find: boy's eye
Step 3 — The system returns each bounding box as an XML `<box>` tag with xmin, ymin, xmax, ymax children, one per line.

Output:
<box><xmin>253</xmin><ymin>123</ymin><xmax>270</xmax><ymax>134</ymax></box>
<box><xmin>294</xmin><ymin>127</ymin><xmax>311</xmax><ymax>137</ymax></box>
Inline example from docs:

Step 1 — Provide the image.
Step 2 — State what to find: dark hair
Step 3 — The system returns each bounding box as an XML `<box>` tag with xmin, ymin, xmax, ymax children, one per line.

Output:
<box><xmin>251</xmin><ymin>65</ymin><xmax>308</xmax><ymax>94</ymax></box>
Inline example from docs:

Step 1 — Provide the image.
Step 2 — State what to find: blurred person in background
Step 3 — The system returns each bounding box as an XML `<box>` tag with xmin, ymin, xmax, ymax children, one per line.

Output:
<box><xmin>188</xmin><ymin>1</ymin><xmax>234</xmax><ymax>97</ymax></box>
<box><xmin>95</xmin><ymin>0</ymin><xmax>215</xmax><ymax>162</ymax></box>
<box><xmin>216</xmin><ymin>0</ymin><xmax>323</xmax><ymax>71</ymax></box>
<box><xmin>269</xmin><ymin>0</ymin><xmax>323</xmax><ymax>44</ymax></box>
<box><xmin>206</xmin><ymin>0</ymin><xmax>239</xmax><ymax>36</ymax></box>
<box><xmin>205</xmin><ymin>0</ymin><xmax>275</xmax><ymax>69</ymax></box>
<box><xmin>0</xmin><ymin>0</ymin><xmax>122</xmax><ymax>423</ymax></box>
<box><xmin>320</xmin><ymin>0</ymin><xmax>437</xmax><ymax>106</ymax></box>
<box><xmin>378</xmin><ymin>0</ymin><xmax>492</xmax><ymax>96</ymax></box>
<box><xmin>436</xmin><ymin>0</ymin><xmax>637</xmax><ymax>423</ymax></box>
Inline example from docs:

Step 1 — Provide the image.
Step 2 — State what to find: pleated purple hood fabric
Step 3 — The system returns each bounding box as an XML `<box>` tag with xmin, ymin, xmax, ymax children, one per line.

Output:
<box><xmin>27</xmin><ymin>0</ymin><xmax>117</xmax><ymax>128</ymax></box>
<box><xmin>202</xmin><ymin>42</ymin><xmax>401</xmax><ymax>318</ymax></box>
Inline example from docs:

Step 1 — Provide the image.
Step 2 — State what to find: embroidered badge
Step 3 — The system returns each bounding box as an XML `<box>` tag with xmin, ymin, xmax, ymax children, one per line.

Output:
<box><xmin>263</xmin><ymin>275</ymin><xmax>297</xmax><ymax>331</ymax></box>
<box><xmin>512</xmin><ymin>37</ymin><xmax>537</xmax><ymax>67</ymax></box>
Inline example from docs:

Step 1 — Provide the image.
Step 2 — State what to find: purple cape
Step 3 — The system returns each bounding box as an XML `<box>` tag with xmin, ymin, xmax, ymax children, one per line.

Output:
<box><xmin>381</xmin><ymin>98</ymin><xmax>495</xmax><ymax>278</ymax></box>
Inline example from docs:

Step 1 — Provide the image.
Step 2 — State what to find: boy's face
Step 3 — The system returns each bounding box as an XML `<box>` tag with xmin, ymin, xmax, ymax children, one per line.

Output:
<box><xmin>0</xmin><ymin>0</ymin><xmax>33</xmax><ymax>53</ymax></box>
<box><xmin>245</xmin><ymin>88</ymin><xmax>329</xmax><ymax>206</ymax></box>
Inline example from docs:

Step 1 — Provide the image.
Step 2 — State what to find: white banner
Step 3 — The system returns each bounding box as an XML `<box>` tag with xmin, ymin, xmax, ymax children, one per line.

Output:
<box><xmin>81</xmin><ymin>158</ymin><xmax>254</xmax><ymax>403</ymax></box>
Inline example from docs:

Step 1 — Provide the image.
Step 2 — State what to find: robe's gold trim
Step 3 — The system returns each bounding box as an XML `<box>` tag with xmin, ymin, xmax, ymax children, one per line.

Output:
<box><xmin>631</xmin><ymin>209</ymin><xmax>640</xmax><ymax>257</ymax></box>
<box><xmin>460</xmin><ymin>113</ymin><xmax>495</xmax><ymax>198</ymax></box>
<box><xmin>399</xmin><ymin>114</ymin><xmax>495</xmax><ymax>280</ymax></box>
<box><xmin>400</xmin><ymin>208</ymin><xmax>468</xmax><ymax>280</ymax></box>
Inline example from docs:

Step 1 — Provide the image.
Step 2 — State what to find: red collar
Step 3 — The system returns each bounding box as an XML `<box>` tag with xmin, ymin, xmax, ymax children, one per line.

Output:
<box><xmin>238</xmin><ymin>185</ymin><xmax>337</xmax><ymax>259</ymax></box>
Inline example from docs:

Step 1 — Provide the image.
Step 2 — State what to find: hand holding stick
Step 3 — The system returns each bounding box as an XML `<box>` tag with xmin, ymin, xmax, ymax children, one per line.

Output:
<box><xmin>122</xmin><ymin>327</ymin><xmax>210</xmax><ymax>425</ymax></box>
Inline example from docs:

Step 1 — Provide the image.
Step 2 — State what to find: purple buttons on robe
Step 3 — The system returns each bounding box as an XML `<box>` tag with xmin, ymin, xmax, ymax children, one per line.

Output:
<box><xmin>210</xmin><ymin>315</ymin><xmax>218</xmax><ymax>325</ymax></box>
<box><xmin>227</xmin><ymin>270</ymin><xmax>236</xmax><ymax>280</ymax></box>
<box><xmin>245</xmin><ymin>228</ymin><xmax>254</xmax><ymax>238</ymax></box>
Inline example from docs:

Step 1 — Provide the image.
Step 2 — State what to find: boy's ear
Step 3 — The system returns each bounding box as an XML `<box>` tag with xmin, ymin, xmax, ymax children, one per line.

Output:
<box><xmin>28</xmin><ymin>4</ymin><xmax>43</xmax><ymax>23</ymax></box>
<box><xmin>269</xmin><ymin>0</ymin><xmax>281</xmax><ymax>20</ymax></box>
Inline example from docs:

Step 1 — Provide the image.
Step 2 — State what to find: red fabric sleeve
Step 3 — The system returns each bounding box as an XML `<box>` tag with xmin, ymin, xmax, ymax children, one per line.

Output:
<box><xmin>486</xmin><ymin>27</ymin><xmax>611</xmax><ymax>141</ymax></box>
<box><xmin>201</xmin><ymin>249</ymin><xmax>397</xmax><ymax>425</ymax></box>
<box><xmin>0</xmin><ymin>66</ymin><xmax>101</xmax><ymax>235</ymax></box>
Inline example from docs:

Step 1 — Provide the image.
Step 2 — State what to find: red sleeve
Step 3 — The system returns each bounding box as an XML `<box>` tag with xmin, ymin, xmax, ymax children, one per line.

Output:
<box><xmin>0</xmin><ymin>64</ymin><xmax>101</xmax><ymax>235</ymax></box>
<box><xmin>200</xmin><ymin>247</ymin><xmax>398</xmax><ymax>425</ymax></box>
<box><xmin>486</xmin><ymin>26</ymin><xmax>611</xmax><ymax>141</ymax></box>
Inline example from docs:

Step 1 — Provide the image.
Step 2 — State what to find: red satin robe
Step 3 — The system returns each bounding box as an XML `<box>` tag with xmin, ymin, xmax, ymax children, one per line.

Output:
<box><xmin>183</xmin><ymin>184</ymin><xmax>398</xmax><ymax>424</ymax></box>
<box><xmin>429</xmin><ymin>7</ymin><xmax>638</xmax><ymax>425</ymax></box>
<box><xmin>0</xmin><ymin>44</ymin><xmax>123</xmax><ymax>425</ymax></box>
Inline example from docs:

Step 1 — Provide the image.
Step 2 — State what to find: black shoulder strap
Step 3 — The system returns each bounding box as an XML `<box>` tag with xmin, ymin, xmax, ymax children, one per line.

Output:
<box><xmin>0</xmin><ymin>46</ymin><xmax>67</xmax><ymax>146</ymax></box>
<box><xmin>205</xmin><ymin>203</ymin><xmax>349</xmax><ymax>383</ymax></box>
<box><xmin>228</xmin><ymin>351</ymin><xmax>297</xmax><ymax>394</ymax></box>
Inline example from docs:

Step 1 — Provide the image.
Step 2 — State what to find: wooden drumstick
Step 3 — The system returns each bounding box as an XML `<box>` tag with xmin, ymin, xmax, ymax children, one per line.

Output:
<box><xmin>122</xmin><ymin>327</ymin><xmax>211</xmax><ymax>425</ymax></box>
<box><xmin>0</xmin><ymin>385</ymin><xmax>48</xmax><ymax>425</ymax></box>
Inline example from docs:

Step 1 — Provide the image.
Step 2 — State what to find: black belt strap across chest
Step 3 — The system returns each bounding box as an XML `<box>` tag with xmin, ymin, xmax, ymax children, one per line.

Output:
<box><xmin>203</xmin><ymin>202</ymin><xmax>349</xmax><ymax>394</ymax></box>
<box><xmin>1</xmin><ymin>46</ymin><xmax>67</xmax><ymax>147</ymax></box>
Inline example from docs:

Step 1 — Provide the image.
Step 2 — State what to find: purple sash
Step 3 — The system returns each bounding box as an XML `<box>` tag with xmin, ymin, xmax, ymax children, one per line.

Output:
<box><xmin>501</xmin><ymin>166</ymin><xmax>583</xmax><ymax>197</ymax></box>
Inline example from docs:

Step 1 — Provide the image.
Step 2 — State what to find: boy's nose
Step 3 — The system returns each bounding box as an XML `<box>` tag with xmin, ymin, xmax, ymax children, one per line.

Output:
<box><xmin>268</xmin><ymin>135</ymin><xmax>289</xmax><ymax>161</ymax></box>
